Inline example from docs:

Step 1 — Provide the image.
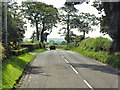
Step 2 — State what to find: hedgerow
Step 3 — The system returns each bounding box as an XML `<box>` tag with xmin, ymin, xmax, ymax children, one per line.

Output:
<box><xmin>67</xmin><ymin>37</ymin><xmax>119</xmax><ymax>68</ymax></box>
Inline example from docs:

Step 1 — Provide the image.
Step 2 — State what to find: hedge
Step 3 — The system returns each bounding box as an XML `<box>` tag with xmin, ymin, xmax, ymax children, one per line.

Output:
<box><xmin>21</xmin><ymin>42</ymin><xmax>45</xmax><ymax>52</ymax></box>
<box><xmin>11</xmin><ymin>48</ymin><xmax>28</xmax><ymax>56</ymax></box>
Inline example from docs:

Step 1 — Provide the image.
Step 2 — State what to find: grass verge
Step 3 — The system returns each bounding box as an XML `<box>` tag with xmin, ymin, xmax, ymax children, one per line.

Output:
<box><xmin>71</xmin><ymin>48</ymin><xmax>120</xmax><ymax>69</ymax></box>
<box><xmin>32</xmin><ymin>48</ymin><xmax>47</xmax><ymax>53</ymax></box>
<box><xmin>1</xmin><ymin>53</ymin><xmax>35</xmax><ymax>89</ymax></box>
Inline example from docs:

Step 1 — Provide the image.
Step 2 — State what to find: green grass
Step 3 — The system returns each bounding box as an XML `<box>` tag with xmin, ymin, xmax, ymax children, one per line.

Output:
<box><xmin>1</xmin><ymin>53</ymin><xmax>35</xmax><ymax>89</ymax></box>
<box><xmin>32</xmin><ymin>48</ymin><xmax>46</xmax><ymax>53</ymax></box>
<box><xmin>71</xmin><ymin>47</ymin><xmax>120</xmax><ymax>68</ymax></box>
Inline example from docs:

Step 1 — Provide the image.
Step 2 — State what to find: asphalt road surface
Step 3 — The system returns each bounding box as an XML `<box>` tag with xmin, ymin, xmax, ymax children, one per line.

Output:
<box><xmin>21</xmin><ymin>50</ymin><xmax>118</xmax><ymax>89</ymax></box>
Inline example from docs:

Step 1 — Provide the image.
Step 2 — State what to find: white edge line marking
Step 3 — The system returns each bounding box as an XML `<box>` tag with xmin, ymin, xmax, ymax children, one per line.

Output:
<box><xmin>70</xmin><ymin>65</ymin><xmax>79</xmax><ymax>74</ymax></box>
<box><xmin>34</xmin><ymin>59</ymin><xmax>36</xmax><ymax>62</ymax></box>
<box><xmin>83</xmin><ymin>80</ymin><xmax>94</xmax><ymax>90</ymax></box>
<box><xmin>64</xmin><ymin>59</ymin><xmax>69</xmax><ymax>63</ymax></box>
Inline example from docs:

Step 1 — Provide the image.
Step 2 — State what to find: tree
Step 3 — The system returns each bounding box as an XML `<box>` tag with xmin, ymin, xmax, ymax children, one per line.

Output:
<box><xmin>59</xmin><ymin>3</ymin><xmax>78</xmax><ymax>44</ymax></box>
<box><xmin>61</xmin><ymin>41</ymin><xmax>67</xmax><ymax>45</ymax></box>
<box><xmin>70</xmin><ymin>13</ymin><xmax>99</xmax><ymax>38</ymax></box>
<box><xmin>2</xmin><ymin>2</ymin><xmax>25</xmax><ymax>51</ymax></box>
<box><xmin>93</xmin><ymin>1</ymin><xmax>120</xmax><ymax>52</ymax></box>
<box><xmin>22</xmin><ymin>2</ymin><xmax>59</xmax><ymax>43</ymax></box>
<box><xmin>30</xmin><ymin>31</ymin><xmax>37</xmax><ymax>43</ymax></box>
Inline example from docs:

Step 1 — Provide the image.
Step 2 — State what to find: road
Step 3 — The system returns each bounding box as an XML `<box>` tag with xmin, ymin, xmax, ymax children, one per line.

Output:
<box><xmin>21</xmin><ymin>50</ymin><xmax>118</xmax><ymax>89</ymax></box>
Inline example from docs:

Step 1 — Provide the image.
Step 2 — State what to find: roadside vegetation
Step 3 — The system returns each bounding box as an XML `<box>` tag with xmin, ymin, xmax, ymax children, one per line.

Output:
<box><xmin>1</xmin><ymin>1</ymin><xmax>120</xmax><ymax>89</ymax></box>
<box><xmin>1</xmin><ymin>53</ymin><xmax>35</xmax><ymax>88</ymax></box>
<box><xmin>65</xmin><ymin>37</ymin><xmax>120</xmax><ymax>68</ymax></box>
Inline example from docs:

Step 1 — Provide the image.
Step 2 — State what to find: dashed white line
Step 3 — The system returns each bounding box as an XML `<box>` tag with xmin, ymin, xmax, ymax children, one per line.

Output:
<box><xmin>29</xmin><ymin>76</ymin><xmax>31</xmax><ymax>79</ymax></box>
<box><xmin>61</xmin><ymin>56</ymin><xmax>64</xmax><ymax>58</ymax></box>
<box><xmin>70</xmin><ymin>65</ymin><xmax>79</xmax><ymax>74</ymax></box>
<box><xmin>83</xmin><ymin>80</ymin><xmax>94</xmax><ymax>90</ymax></box>
<box><xmin>64</xmin><ymin>59</ymin><xmax>69</xmax><ymax>63</ymax></box>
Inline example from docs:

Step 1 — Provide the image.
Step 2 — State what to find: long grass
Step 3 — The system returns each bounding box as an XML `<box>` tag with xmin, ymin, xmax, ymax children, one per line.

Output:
<box><xmin>1</xmin><ymin>53</ymin><xmax>35</xmax><ymax>89</ymax></box>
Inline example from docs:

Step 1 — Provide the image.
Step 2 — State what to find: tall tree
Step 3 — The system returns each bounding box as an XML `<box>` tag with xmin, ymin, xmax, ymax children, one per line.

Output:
<box><xmin>93</xmin><ymin>1</ymin><xmax>120</xmax><ymax>52</ymax></box>
<box><xmin>2</xmin><ymin>2</ymin><xmax>25</xmax><ymax>50</ymax></box>
<box><xmin>70</xmin><ymin>13</ymin><xmax>99</xmax><ymax>38</ymax></box>
<box><xmin>59</xmin><ymin>3</ymin><xmax>78</xmax><ymax>44</ymax></box>
<box><xmin>22</xmin><ymin>2</ymin><xmax>59</xmax><ymax>43</ymax></box>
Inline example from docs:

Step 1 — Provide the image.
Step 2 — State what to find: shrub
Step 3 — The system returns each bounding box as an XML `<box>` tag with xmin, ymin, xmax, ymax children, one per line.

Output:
<box><xmin>11</xmin><ymin>48</ymin><xmax>28</xmax><ymax>56</ymax></box>
<box><xmin>65</xmin><ymin>42</ymin><xmax>77</xmax><ymax>50</ymax></box>
<box><xmin>70</xmin><ymin>37</ymin><xmax>119</xmax><ymax>68</ymax></box>
<box><xmin>79</xmin><ymin>37</ymin><xmax>112</xmax><ymax>52</ymax></box>
<box><xmin>21</xmin><ymin>41</ymin><xmax>41</xmax><ymax>52</ymax></box>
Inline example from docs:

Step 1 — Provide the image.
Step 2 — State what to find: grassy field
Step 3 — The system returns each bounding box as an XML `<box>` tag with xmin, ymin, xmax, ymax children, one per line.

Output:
<box><xmin>1</xmin><ymin>53</ymin><xmax>35</xmax><ymax>89</ymax></box>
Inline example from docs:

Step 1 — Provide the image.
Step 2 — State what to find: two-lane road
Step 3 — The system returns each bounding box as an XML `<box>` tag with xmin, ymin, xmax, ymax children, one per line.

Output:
<box><xmin>21</xmin><ymin>50</ymin><xmax>118</xmax><ymax>89</ymax></box>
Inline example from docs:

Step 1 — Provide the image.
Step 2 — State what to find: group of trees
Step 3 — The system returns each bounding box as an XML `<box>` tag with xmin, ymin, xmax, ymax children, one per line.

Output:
<box><xmin>22</xmin><ymin>2</ymin><xmax>59</xmax><ymax>43</ymax></box>
<box><xmin>2</xmin><ymin>2</ymin><xmax>26</xmax><ymax>52</ymax></box>
<box><xmin>1</xmin><ymin>1</ymin><xmax>120</xmax><ymax>54</ymax></box>
<box><xmin>59</xmin><ymin>3</ymin><xmax>99</xmax><ymax>44</ymax></box>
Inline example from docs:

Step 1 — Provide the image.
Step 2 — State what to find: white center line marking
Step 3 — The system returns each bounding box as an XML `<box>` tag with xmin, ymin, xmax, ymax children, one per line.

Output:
<box><xmin>70</xmin><ymin>65</ymin><xmax>79</xmax><ymax>74</ymax></box>
<box><xmin>83</xmin><ymin>80</ymin><xmax>94</xmax><ymax>90</ymax></box>
<box><xmin>61</xmin><ymin>56</ymin><xmax>64</xmax><ymax>58</ymax></box>
<box><xmin>29</xmin><ymin>76</ymin><xmax>31</xmax><ymax>79</ymax></box>
<box><xmin>64</xmin><ymin>59</ymin><xmax>69</xmax><ymax>63</ymax></box>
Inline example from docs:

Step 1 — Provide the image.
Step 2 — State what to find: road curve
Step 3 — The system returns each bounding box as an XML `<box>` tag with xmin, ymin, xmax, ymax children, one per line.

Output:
<box><xmin>20</xmin><ymin>50</ymin><xmax>118</xmax><ymax>89</ymax></box>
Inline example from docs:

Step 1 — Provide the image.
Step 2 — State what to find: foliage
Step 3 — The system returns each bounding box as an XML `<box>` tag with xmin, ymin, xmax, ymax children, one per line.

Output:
<box><xmin>65</xmin><ymin>42</ymin><xmax>77</xmax><ymax>50</ymax></box>
<box><xmin>60</xmin><ymin>41</ymin><xmax>67</xmax><ymax>45</ymax></box>
<box><xmin>79</xmin><ymin>37</ymin><xmax>112</xmax><ymax>52</ymax></box>
<box><xmin>1</xmin><ymin>53</ymin><xmax>35</xmax><ymax>88</ymax></box>
<box><xmin>74</xmin><ymin>35</ymin><xmax>85</xmax><ymax>43</ymax></box>
<box><xmin>70</xmin><ymin>13</ymin><xmax>99</xmax><ymax>37</ymax></box>
<box><xmin>11</xmin><ymin>48</ymin><xmax>28</xmax><ymax>56</ymax></box>
<box><xmin>2</xmin><ymin>2</ymin><xmax>25</xmax><ymax>52</ymax></box>
<box><xmin>92</xmin><ymin>1</ymin><xmax>120</xmax><ymax>52</ymax></box>
<box><xmin>21</xmin><ymin>42</ymin><xmax>41</xmax><ymax>52</ymax></box>
<box><xmin>67</xmin><ymin>37</ymin><xmax>119</xmax><ymax>68</ymax></box>
<box><xmin>32</xmin><ymin>48</ymin><xmax>46</xmax><ymax>53</ymax></box>
<box><xmin>59</xmin><ymin>4</ymin><xmax>78</xmax><ymax>44</ymax></box>
<box><xmin>22</xmin><ymin>2</ymin><xmax>59</xmax><ymax>42</ymax></box>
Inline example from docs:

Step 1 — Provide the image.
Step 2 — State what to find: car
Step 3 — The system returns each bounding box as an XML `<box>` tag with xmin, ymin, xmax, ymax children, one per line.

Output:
<box><xmin>49</xmin><ymin>45</ymin><xmax>56</xmax><ymax>50</ymax></box>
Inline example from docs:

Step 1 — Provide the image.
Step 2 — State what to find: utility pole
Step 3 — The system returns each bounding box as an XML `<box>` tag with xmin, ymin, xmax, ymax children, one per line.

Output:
<box><xmin>4</xmin><ymin>1</ymin><xmax>7</xmax><ymax>48</ymax></box>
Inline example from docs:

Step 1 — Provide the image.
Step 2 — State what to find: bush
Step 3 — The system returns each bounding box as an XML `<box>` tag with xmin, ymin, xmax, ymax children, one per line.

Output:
<box><xmin>69</xmin><ymin>37</ymin><xmax>119</xmax><ymax>68</ymax></box>
<box><xmin>79</xmin><ymin>37</ymin><xmax>112</xmax><ymax>52</ymax></box>
<box><xmin>11</xmin><ymin>48</ymin><xmax>28</xmax><ymax>56</ymax></box>
<box><xmin>21</xmin><ymin>41</ymin><xmax>41</xmax><ymax>52</ymax></box>
<box><xmin>107</xmin><ymin>52</ymin><xmax>120</xmax><ymax>68</ymax></box>
<box><xmin>65</xmin><ymin>42</ymin><xmax>78</xmax><ymax>50</ymax></box>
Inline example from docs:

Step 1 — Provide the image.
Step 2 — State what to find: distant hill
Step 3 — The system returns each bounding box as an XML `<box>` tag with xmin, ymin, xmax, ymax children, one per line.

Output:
<box><xmin>47</xmin><ymin>38</ymin><xmax>65</xmax><ymax>42</ymax></box>
<box><xmin>23</xmin><ymin>37</ymin><xmax>65</xmax><ymax>42</ymax></box>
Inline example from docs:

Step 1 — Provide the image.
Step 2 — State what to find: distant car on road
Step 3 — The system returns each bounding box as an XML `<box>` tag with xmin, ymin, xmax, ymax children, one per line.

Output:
<box><xmin>49</xmin><ymin>45</ymin><xmax>56</xmax><ymax>50</ymax></box>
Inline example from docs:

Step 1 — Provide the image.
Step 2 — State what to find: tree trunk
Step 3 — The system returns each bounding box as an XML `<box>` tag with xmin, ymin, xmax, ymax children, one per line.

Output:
<box><xmin>66</xmin><ymin>14</ymin><xmax>70</xmax><ymax>44</ymax></box>
<box><xmin>41</xmin><ymin>22</ymin><xmax>45</xmax><ymax>43</ymax></box>
<box><xmin>35</xmin><ymin>20</ymin><xmax>39</xmax><ymax>41</ymax></box>
<box><xmin>103</xmin><ymin>2</ymin><xmax>120</xmax><ymax>53</ymax></box>
<box><xmin>83</xmin><ymin>30</ymin><xmax>85</xmax><ymax>38</ymax></box>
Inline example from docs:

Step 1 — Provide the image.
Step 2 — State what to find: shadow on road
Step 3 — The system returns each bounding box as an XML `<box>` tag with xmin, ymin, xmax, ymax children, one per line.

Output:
<box><xmin>29</xmin><ymin>66</ymin><xmax>51</xmax><ymax>76</ymax></box>
<box><xmin>69</xmin><ymin>63</ymin><xmax>118</xmax><ymax>75</ymax></box>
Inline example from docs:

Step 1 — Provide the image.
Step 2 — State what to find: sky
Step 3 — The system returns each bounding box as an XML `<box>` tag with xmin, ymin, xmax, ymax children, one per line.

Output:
<box><xmin>23</xmin><ymin>0</ymin><xmax>110</xmax><ymax>39</ymax></box>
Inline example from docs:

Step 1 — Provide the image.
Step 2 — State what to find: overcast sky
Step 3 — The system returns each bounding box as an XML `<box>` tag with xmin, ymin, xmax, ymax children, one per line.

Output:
<box><xmin>23</xmin><ymin>0</ymin><xmax>110</xmax><ymax>39</ymax></box>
